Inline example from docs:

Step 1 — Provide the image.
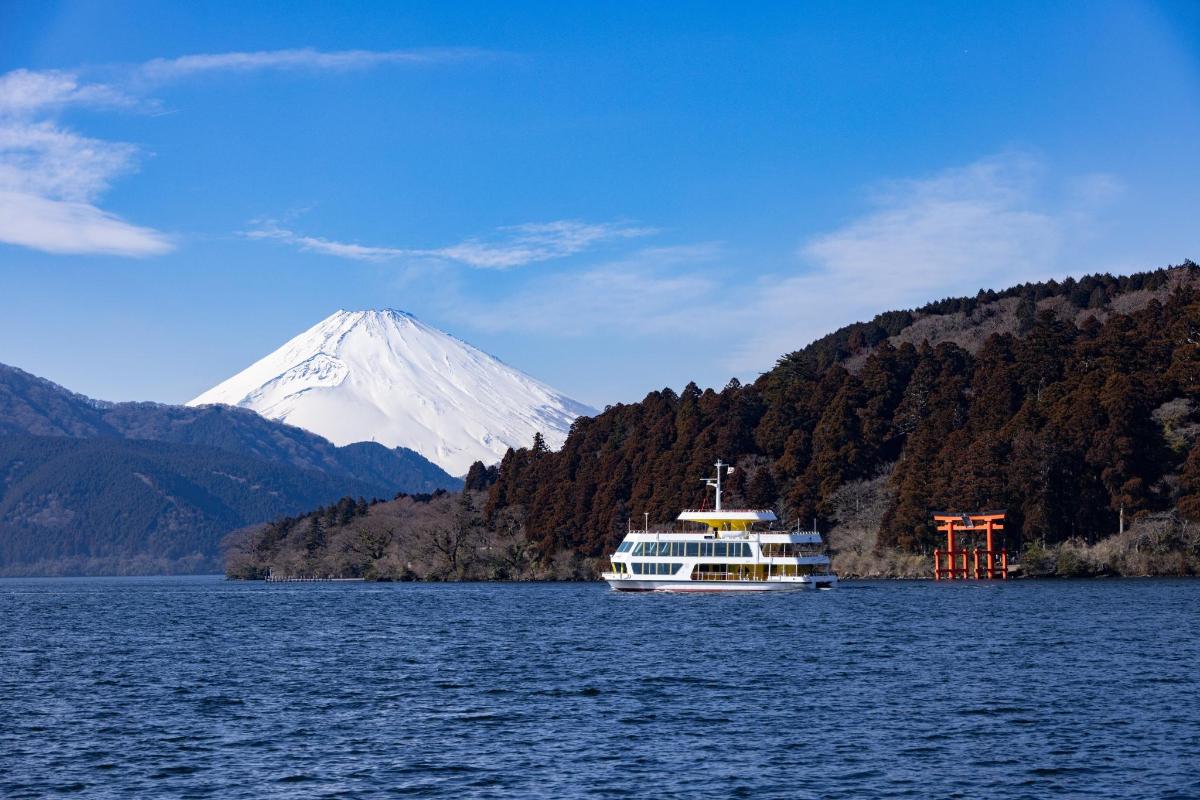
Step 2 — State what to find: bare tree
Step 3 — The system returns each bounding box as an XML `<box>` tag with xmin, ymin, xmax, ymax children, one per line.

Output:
<box><xmin>427</xmin><ymin>497</ymin><xmax>482</xmax><ymax>578</ymax></box>
<box><xmin>348</xmin><ymin>526</ymin><xmax>394</xmax><ymax>562</ymax></box>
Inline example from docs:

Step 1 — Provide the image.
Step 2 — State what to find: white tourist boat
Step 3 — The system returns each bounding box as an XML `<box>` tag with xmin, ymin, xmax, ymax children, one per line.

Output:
<box><xmin>602</xmin><ymin>460</ymin><xmax>838</xmax><ymax>592</ymax></box>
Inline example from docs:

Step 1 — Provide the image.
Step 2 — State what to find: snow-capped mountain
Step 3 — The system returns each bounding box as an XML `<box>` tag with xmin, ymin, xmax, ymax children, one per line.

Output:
<box><xmin>188</xmin><ymin>310</ymin><xmax>595</xmax><ymax>475</ymax></box>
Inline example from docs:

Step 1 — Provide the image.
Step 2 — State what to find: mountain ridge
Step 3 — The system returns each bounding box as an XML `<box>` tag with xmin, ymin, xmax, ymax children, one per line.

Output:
<box><xmin>0</xmin><ymin>361</ymin><xmax>457</xmax><ymax>490</ymax></box>
<box><xmin>0</xmin><ymin>362</ymin><xmax>461</xmax><ymax>575</ymax></box>
<box><xmin>188</xmin><ymin>309</ymin><xmax>595</xmax><ymax>475</ymax></box>
<box><xmin>0</xmin><ymin>434</ymin><xmax>392</xmax><ymax>576</ymax></box>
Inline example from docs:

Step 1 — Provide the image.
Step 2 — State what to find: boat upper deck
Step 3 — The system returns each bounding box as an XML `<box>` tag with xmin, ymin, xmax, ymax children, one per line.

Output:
<box><xmin>620</xmin><ymin>528</ymin><xmax>824</xmax><ymax>545</ymax></box>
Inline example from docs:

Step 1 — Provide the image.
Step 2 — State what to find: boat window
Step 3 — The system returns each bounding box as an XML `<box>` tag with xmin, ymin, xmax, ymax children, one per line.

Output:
<box><xmin>715</xmin><ymin>542</ymin><xmax>727</xmax><ymax>558</ymax></box>
<box><xmin>629</xmin><ymin>562</ymin><xmax>682</xmax><ymax>575</ymax></box>
<box><xmin>685</xmin><ymin>542</ymin><xmax>699</xmax><ymax>557</ymax></box>
<box><xmin>700</xmin><ymin>542</ymin><xmax>713</xmax><ymax>557</ymax></box>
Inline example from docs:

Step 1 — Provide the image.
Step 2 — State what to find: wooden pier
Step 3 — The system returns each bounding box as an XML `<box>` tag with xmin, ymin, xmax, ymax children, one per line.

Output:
<box><xmin>264</xmin><ymin>572</ymin><xmax>365</xmax><ymax>583</ymax></box>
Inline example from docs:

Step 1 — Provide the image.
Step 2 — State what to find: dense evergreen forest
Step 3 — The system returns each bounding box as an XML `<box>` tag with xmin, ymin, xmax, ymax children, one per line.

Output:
<box><xmin>485</xmin><ymin>263</ymin><xmax>1200</xmax><ymax>573</ymax></box>
<box><xmin>235</xmin><ymin>264</ymin><xmax>1200</xmax><ymax>579</ymax></box>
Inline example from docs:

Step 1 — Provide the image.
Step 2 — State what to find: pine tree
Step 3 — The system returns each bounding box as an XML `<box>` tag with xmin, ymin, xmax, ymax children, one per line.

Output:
<box><xmin>746</xmin><ymin>468</ymin><xmax>778</xmax><ymax>509</ymax></box>
<box><xmin>1016</xmin><ymin>293</ymin><xmax>1037</xmax><ymax>334</ymax></box>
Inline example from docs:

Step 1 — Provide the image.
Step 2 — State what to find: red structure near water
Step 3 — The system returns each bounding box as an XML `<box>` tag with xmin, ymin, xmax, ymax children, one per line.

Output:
<box><xmin>932</xmin><ymin>512</ymin><xmax>1008</xmax><ymax>580</ymax></box>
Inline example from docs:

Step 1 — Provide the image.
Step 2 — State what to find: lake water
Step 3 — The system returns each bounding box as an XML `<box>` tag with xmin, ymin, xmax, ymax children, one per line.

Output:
<box><xmin>1</xmin><ymin>577</ymin><xmax>1197</xmax><ymax>799</ymax></box>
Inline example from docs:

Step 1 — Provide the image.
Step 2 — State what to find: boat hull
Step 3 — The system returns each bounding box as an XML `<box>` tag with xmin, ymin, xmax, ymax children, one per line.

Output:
<box><xmin>604</xmin><ymin>575</ymin><xmax>837</xmax><ymax>592</ymax></box>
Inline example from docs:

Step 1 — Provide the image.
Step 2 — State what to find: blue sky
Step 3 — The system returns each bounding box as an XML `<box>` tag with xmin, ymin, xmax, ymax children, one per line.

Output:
<box><xmin>1</xmin><ymin>1</ymin><xmax>1197</xmax><ymax>408</ymax></box>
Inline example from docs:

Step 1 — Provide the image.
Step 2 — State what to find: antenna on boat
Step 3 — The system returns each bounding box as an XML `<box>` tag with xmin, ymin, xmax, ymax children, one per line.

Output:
<box><xmin>705</xmin><ymin>459</ymin><xmax>726</xmax><ymax>511</ymax></box>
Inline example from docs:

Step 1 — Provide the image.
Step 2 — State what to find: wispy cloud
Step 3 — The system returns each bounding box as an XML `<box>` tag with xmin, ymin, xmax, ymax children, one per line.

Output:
<box><xmin>0</xmin><ymin>69</ymin><xmax>137</xmax><ymax>117</ymax></box>
<box><xmin>0</xmin><ymin>114</ymin><xmax>170</xmax><ymax>256</ymax></box>
<box><xmin>245</xmin><ymin>219</ymin><xmax>657</xmax><ymax>269</ymax></box>
<box><xmin>448</xmin><ymin>244</ymin><xmax>722</xmax><ymax>334</ymax></box>
<box><xmin>728</xmin><ymin>152</ymin><xmax>1122</xmax><ymax>370</ymax></box>
<box><xmin>0</xmin><ymin>122</ymin><xmax>138</xmax><ymax>200</ymax></box>
<box><xmin>0</xmin><ymin>47</ymin><xmax>484</xmax><ymax>257</ymax></box>
<box><xmin>0</xmin><ymin>189</ymin><xmax>171</xmax><ymax>256</ymax></box>
<box><xmin>437</xmin><ymin>153</ymin><xmax>1124</xmax><ymax>381</ymax></box>
<box><xmin>138</xmin><ymin>47</ymin><xmax>486</xmax><ymax>82</ymax></box>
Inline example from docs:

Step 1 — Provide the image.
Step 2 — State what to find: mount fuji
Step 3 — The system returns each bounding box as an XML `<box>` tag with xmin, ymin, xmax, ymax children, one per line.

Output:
<box><xmin>188</xmin><ymin>310</ymin><xmax>595</xmax><ymax>475</ymax></box>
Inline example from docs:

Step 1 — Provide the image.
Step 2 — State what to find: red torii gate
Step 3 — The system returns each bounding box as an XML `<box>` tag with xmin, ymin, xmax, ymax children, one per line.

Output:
<box><xmin>932</xmin><ymin>511</ymin><xmax>1007</xmax><ymax>580</ymax></box>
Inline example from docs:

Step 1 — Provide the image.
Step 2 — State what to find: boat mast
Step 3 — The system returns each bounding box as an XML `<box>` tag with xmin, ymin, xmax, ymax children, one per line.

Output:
<box><xmin>705</xmin><ymin>459</ymin><xmax>726</xmax><ymax>511</ymax></box>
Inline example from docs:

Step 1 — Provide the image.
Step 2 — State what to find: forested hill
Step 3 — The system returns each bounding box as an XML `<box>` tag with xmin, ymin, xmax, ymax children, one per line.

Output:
<box><xmin>485</xmin><ymin>263</ymin><xmax>1200</xmax><ymax>570</ymax></box>
<box><xmin>0</xmin><ymin>364</ymin><xmax>460</xmax><ymax>575</ymax></box>
<box><xmin>0</xmin><ymin>363</ymin><xmax>458</xmax><ymax>494</ymax></box>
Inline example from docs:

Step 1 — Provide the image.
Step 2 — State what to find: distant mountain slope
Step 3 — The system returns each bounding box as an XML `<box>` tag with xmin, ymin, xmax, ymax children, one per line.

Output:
<box><xmin>0</xmin><ymin>363</ymin><xmax>118</xmax><ymax>437</ymax></box>
<box><xmin>188</xmin><ymin>309</ymin><xmax>595</xmax><ymax>475</ymax></box>
<box><xmin>0</xmin><ymin>363</ymin><xmax>458</xmax><ymax>493</ymax></box>
<box><xmin>0</xmin><ymin>363</ymin><xmax>462</xmax><ymax>576</ymax></box>
<box><xmin>0</xmin><ymin>435</ymin><xmax>385</xmax><ymax>576</ymax></box>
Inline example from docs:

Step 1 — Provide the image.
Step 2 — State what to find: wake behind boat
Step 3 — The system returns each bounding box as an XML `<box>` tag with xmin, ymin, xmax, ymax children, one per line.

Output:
<box><xmin>602</xmin><ymin>460</ymin><xmax>838</xmax><ymax>592</ymax></box>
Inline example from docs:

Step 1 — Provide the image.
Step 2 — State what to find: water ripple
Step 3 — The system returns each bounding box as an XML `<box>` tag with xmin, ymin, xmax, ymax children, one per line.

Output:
<box><xmin>1</xmin><ymin>576</ymin><xmax>1198</xmax><ymax>798</ymax></box>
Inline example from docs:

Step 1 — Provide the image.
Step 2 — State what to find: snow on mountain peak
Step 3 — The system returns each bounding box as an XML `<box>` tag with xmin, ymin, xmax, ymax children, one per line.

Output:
<box><xmin>188</xmin><ymin>309</ymin><xmax>595</xmax><ymax>475</ymax></box>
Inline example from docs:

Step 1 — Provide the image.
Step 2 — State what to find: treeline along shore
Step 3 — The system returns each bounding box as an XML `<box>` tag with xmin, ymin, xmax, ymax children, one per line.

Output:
<box><xmin>229</xmin><ymin>264</ymin><xmax>1200</xmax><ymax>580</ymax></box>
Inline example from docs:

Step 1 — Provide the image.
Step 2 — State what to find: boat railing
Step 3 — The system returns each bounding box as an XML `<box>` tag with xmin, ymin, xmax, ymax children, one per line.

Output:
<box><xmin>678</xmin><ymin>508</ymin><xmax>776</xmax><ymax>514</ymax></box>
<box><xmin>761</xmin><ymin>548</ymin><xmax>832</xmax><ymax>559</ymax></box>
<box><xmin>629</xmin><ymin>523</ymin><xmax>822</xmax><ymax>536</ymax></box>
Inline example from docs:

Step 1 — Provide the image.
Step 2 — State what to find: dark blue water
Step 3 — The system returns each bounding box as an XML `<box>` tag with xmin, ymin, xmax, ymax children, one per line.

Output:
<box><xmin>1</xmin><ymin>578</ymin><xmax>1197</xmax><ymax>799</ymax></box>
